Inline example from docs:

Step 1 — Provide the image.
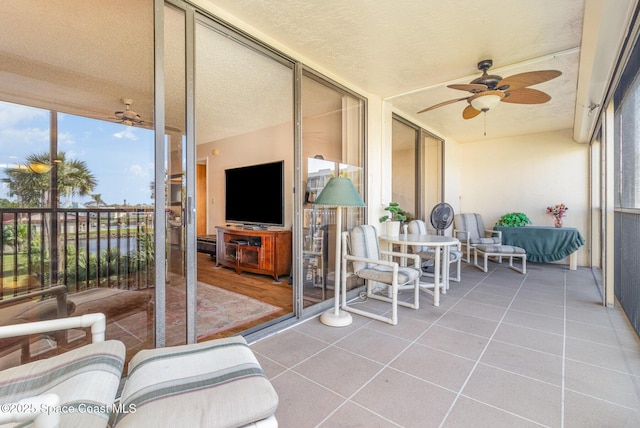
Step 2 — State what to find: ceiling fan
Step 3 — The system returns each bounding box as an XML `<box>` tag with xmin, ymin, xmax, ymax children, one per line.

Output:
<box><xmin>417</xmin><ymin>60</ymin><xmax>562</xmax><ymax>119</ymax></box>
<box><xmin>110</xmin><ymin>98</ymin><xmax>144</xmax><ymax>126</ymax></box>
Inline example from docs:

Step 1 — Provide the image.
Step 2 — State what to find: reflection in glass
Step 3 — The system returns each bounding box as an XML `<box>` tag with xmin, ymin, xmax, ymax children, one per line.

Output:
<box><xmin>0</xmin><ymin>1</ymin><xmax>155</xmax><ymax>367</ymax></box>
<box><xmin>193</xmin><ymin>16</ymin><xmax>294</xmax><ymax>340</ymax></box>
<box><xmin>301</xmin><ymin>72</ymin><xmax>365</xmax><ymax>308</ymax></box>
<box><xmin>392</xmin><ymin>117</ymin><xmax>418</xmax><ymax>220</ymax></box>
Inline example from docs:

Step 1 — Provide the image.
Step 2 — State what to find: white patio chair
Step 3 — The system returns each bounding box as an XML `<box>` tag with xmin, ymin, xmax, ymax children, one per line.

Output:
<box><xmin>453</xmin><ymin>213</ymin><xmax>502</xmax><ymax>263</ymax></box>
<box><xmin>341</xmin><ymin>225</ymin><xmax>421</xmax><ymax>325</ymax></box>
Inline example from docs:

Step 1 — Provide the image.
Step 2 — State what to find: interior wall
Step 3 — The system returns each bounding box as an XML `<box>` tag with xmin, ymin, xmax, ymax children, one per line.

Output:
<box><xmin>196</xmin><ymin>121</ymin><xmax>293</xmax><ymax>233</ymax></box>
<box><xmin>190</xmin><ymin>2</ymin><xmax>389</xmax><ymax>235</ymax></box>
<box><xmin>443</xmin><ymin>137</ymin><xmax>463</xmax><ymax>214</ymax></box>
<box><xmin>460</xmin><ymin>128</ymin><xmax>590</xmax><ymax>266</ymax></box>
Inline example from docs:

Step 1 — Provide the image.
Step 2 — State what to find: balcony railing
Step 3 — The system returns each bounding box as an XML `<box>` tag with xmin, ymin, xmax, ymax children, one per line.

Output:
<box><xmin>1</xmin><ymin>208</ymin><xmax>155</xmax><ymax>299</ymax></box>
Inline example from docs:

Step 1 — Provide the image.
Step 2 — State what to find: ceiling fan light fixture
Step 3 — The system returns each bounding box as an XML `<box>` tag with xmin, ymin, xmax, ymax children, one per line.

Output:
<box><xmin>470</xmin><ymin>94</ymin><xmax>502</xmax><ymax>112</ymax></box>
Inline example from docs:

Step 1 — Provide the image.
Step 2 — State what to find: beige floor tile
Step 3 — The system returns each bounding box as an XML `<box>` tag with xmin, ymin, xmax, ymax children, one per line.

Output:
<box><xmin>417</xmin><ymin>325</ymin><xmax>489</xmax><ymax>360</ymax></box>
<box><xmin>461</xmin><ymin>364</ymin><xmax>562</xmax><ymax>427</ymax></box>
<box><xmin>293</xmin><ymin>346</ymin><xmax>384</xmax><ymax>397</ymax></box>
<box><xmin>443</xmin><ymin>396</ymin><xmax>543</xmax><ymax>428</ymax></box>
<box><xmin>351</xmin><ymin>368</ymin><xmax>457</xmax><ymax>428</ymax></box>
<box><xmin>390</xmin><ymin>343</ymin><xmax>476</xmax><ymax>391</ymax></box>
<box><xmin>248</xmin><ymin>264</ymin><xmax>640</xmax><ymax>427</ymax></box>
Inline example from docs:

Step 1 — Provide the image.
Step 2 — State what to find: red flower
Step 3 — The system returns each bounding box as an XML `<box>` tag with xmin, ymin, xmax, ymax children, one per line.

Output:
<box><xmin>546</xmin><ymin>203</ymin><xmax>568</xmax><ymax>219</ymax></box>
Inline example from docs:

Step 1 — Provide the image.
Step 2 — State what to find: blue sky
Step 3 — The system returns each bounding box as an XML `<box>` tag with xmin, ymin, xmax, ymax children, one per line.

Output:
<box><xmin>0</xmin><ymin>101</ymin><xmax>155</xmax><ymax>206</ymax></box>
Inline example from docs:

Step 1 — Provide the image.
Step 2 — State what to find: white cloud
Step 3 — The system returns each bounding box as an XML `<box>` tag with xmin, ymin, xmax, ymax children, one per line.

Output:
<box><xmin>126</xmin><ymin>162</ymin><xmax>153</xmax><ymax>179</ymax></box>
<box><xmin>0</xmin><ymin>102</ymin><xmax>47</xmax><ymax>128</ymax></box>
<box><xmin>113</xmin><ymin>127</ymin><xmax>139</xmax><ymax>140</ymax></box>
<box><xmin>58</xmin><ymin>131</ymin><xmax>75</xmax><ymax>147</ymax></box>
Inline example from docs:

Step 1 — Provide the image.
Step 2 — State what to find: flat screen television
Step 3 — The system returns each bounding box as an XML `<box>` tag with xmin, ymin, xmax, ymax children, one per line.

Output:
<box><xmin>225</xmin><ymin>160</ymin><xmax>284</xmax><ymax>227</ymax></box>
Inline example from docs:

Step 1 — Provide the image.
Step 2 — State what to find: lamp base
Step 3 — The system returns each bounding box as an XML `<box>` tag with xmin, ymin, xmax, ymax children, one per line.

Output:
<box><xmin>319</xmin><ymin>309</ymin><xmax>352</xmax><ymax>327</ymax></box>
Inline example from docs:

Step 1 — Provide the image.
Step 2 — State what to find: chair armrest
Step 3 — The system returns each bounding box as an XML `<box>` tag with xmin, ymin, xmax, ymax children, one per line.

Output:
<box><xmin>0</xmin><ymin>393</ymin><xmax>60</xmax><ymax>428</ymax></box>
<box><xmin>0</xmin><ymin>285</ymin><xmax>69</xmax><ymax>318</ymax></box>
<box><xmin>453</xmin><ymin>229</ymin><xmax>470</xmax><ymax>244</ymax></box>
<box><xmin>380</xmin><ymin>250</ymin><xmax>421</xmax><ymax>268</ymax></box>
<box><xmin>485</xmin><ymin>229</ymin><xmax>502</xmax><ymax>239</ymax></box>
<box><xmin>0</xmin><ymin>313</ymin><xmax>106</xmax><ymax>343</ymax></box>
<box><xmin>344</xmin><ymin>254</ymin><xmax>399</xmax><ymax>269</ymax></box>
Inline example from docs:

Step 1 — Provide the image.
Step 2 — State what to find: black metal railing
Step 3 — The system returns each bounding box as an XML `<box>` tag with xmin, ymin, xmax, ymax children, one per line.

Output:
<box><xmin>1</xmin><ymin>207</ymin><xmax>155</xmax><ymax>299</ymax></box>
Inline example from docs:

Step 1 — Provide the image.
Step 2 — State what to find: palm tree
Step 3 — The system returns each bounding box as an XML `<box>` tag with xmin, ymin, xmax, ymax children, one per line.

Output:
<box><xmin>5</xmin><ymin>152</ymin><xmax>97</xmax><ymax>207</ymax></box>
<box><xmin>88</xmin><ymin>193</ymin><xmax>107</xmax><ymax>207</ymax></box>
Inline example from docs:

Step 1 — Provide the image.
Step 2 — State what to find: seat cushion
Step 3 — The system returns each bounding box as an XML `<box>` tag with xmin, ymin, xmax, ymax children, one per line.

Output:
<box><xmin>0</xmin><ymin>298</ymin><xmax>75</xmax><ymax>326</ymax></box>
<box><xmin>0</xmin><ymin>340</ymin><xmax>125</xmax><ymax>428</ymax></box>
<box><xmin>0</xmin><ymin>297</ymin><xmax>76</xmax><ymax>360</ymax></box>
<box><xmin>476</xmin><ymin>244</ymin><xmax>526</xmax><ymax>254</ymax></box>
<box><xmin>70</xmin><ymin>288</ymin><xmax>151</xmax><ymax>321</ymax></box>
<box><xmin>470</xmin><ymin>237</ymin><xmax>501</xmax><ymax>245</ymax></box>
<box><xmin>114</xmin><ymin>336</ymin><xmax>278</xmax><ymax>428</ymax></box>
<box><xmin>356</xmin><ymin>265</ymin><xmax>421</xmax><ymax>285</ymax></box>
<box><xmin>417</xmin><ymin>249</ymin><xmax>463</xmax><ymax>262</ymax></box>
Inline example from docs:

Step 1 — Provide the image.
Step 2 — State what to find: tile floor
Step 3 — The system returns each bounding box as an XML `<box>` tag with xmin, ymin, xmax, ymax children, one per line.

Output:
<box><xmin>251</xmin><ymin>262</ymin><xmax>640</xmax><ymax>427</ymax></box>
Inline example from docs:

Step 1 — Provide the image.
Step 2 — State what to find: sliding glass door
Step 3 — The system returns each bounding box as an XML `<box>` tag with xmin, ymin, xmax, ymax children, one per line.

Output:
<box><xmin>0</xmin><ymin>1</ymin><xmax>156</xmax><ymax>362</ymax></box>
<box><xmin>391</xmin><ymin>115</ymin><xmax>444</xmax><ymax>229</ymax></box>
<box><xmin>301</xmin><ymin>70</ymin><xmax>366</xmax><ymax>307</ymax></box>
<box><xmin>192</xmin><ymin>12</ymin><xmax>296</xmax><ymax>340</ymax></box>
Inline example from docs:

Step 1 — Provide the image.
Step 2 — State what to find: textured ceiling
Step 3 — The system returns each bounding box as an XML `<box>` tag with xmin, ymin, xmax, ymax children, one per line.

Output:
<box><xmin>201</xmin><ymin>0</ymin><xmax>587</xmax><ymax>142</ymax></box>
<box><xmin>0</xmin><ymin>1</ymin><xmax>633</xmax><ymax>144</ymax></box>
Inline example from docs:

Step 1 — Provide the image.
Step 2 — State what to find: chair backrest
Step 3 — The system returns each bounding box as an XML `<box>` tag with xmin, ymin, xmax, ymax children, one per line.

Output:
<box><xmin>348</xmin><ymin>225</ymin><xmax>381</xmax><ymax>273</ymax></box>
<box><xmin>454</xmin><ymin>213</ymin><xmax>486</xmax><ymax>240</ymax></box>
<box><xmin>406</xmin><ymin>220</ymin><xmax>429</xmax><ymax>252</ymax></box>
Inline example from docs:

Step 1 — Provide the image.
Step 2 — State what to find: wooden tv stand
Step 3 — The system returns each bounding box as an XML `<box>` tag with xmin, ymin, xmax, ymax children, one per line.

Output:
<box><xmin>215</xmin><ymin>226</ymin><xmax>292</xmax><ymax>282</ymax></box>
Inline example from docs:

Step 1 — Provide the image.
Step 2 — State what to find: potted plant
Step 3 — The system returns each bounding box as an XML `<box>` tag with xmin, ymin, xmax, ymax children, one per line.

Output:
<box><xmin>379</xmin><ymin>202</ymin><xmax>409</xmax><ymax>235</ymax></box>
<box><xmin>495</xmin><ymin>212</ymin><xmax>532</xmax><ymax>227</ymax></box>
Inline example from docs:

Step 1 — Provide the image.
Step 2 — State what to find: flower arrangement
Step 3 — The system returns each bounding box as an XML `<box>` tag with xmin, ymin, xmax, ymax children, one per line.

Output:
<box><xmin>546</xmin><ymin>203</ymin><xmax>568</xmax><ymax>219</ymax></box>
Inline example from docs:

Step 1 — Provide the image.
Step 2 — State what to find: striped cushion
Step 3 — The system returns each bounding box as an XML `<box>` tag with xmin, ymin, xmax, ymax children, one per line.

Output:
<box><xmin>470</xmin><ymin>236</ymin><xmax>501</xmax><ymax>245</ymax></box>
<box><xmin>454</xmin><ymin>213</ymin><xmax>486</xmax><ymax>240</ymax></box>
<box><xmin>418</xmin><ymin>249</ymin><xmax>463</xmax><ymax>262</ymax></box>
<box><xmin>114</xmin><ymin>336</ymin><xmax>278</xmax><ymax>428</ymax></box>
<box><xmin>349</xmin><ymin>225</ymin><xmax>381</xmax><ymax>273</ymax></box>
<box><xmin>0</xmin><ymin>340</ymin><xmax>125</xmax><ymax>428</ymax></box>
<box><xmin>356</xmin><ymin>265</ymin><xmax>421</xmax><ymax>285</ymax></box>
<box><xmin>406</xmin><ymin>220</ymin><xmax>430</xmax><ymax>252</ymax></box>
<box><xmin>476</xmin><ymin>244</ymin><xmax>526</xmax><ymax>254</ymax></box>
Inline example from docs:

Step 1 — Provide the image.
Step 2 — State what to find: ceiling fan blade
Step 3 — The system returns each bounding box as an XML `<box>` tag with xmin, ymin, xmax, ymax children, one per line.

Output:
<box><xmin>502</xmin><ymin>88</ymin><xmax>552</xmax><ymax>104</ymax></box>
<box><xmin>498</xmin><ymin>70</ymin><xmax>562</xmax><ymax>90</ymax></box>
<box><xmin>462</xmin><ymin>105</ymin><xmax>482</xmax><ymax>119</ymax></box>
<box><xmin>417</xmin><ymin>97</ymin><xmax>469</xmax><ymax>114</ymax></box>
<box><xmin>447</xmin><ymin>83</ymin><xmax>488</xmax><ymax>92</ymax></box>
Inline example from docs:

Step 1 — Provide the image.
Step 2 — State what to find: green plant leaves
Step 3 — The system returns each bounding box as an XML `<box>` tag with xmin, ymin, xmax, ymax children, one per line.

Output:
<box><xmin>495</xmin><ymin>212</ymin><xmax>532</xmax><ymax>227</ymax></box>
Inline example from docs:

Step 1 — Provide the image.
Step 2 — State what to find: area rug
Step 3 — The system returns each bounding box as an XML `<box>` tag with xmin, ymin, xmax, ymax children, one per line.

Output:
<box><xmin>165</xmin><ymin>282</ymin><xmax>281</xmax><ymax>342</ymax></box>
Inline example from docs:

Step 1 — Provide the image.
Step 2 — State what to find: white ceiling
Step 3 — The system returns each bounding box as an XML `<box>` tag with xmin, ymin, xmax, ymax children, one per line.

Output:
<box><xmin>0</xmin><ymin>0</ymin><xmax>635</xmax><ymax>144</ymax></box>
<box><xmin>201</xmin><ymin>0</ymin><xmax>635</xmax><ymax>143</ymax></box>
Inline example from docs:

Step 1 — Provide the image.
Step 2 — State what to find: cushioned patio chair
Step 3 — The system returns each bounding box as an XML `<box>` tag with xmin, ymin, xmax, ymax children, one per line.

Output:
<box><xmin>453</xmin><ymin>213</ymin><xmax>502</xmax><ymax>263</ymax></box>
<box><xmin>404</xmin><ymin>219</ymin><xmax>462</xmax><ymax>283</ymax></box>
<box><xmin>0</xmin><ymin>313</ymin><xmax>279</xmax><ymax>428</ymax></box>
<box><xmin>0</xmin><ymin>285</ymin><xmax>74</xmax><ymax>363</ymax></box>
<box><xmin>341</xmin><ymin>225</ymin><xmax>421</xmax><ymax>325</ymax></box>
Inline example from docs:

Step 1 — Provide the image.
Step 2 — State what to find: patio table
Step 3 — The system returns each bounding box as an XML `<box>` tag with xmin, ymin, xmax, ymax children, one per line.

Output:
<box><xmin>494</xmin><ymin>225</ymin><xmax>585</xmax><ymax>269</ymax></box>
<box><xmin>379</xmin><ymin>234</ymin><xmax>458</xmax><ymax>306</ymax></box>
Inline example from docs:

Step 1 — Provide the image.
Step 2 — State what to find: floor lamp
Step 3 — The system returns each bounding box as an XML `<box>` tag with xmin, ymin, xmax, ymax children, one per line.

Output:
<box><xmin>313</xmin><ymin>176</ymin><xmax>366</xmax><ymax>327</ymax></box>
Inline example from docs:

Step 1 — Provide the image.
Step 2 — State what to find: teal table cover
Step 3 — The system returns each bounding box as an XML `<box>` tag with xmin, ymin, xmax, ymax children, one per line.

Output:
<box><xmin>494</xmin><ymin>226</ymin><xmax>585</xmax><ymax>263</ymax></box>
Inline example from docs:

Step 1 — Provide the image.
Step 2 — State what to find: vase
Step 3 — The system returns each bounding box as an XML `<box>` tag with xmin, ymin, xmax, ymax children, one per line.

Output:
<box><xmin>554</xmin><ymin>217</ymin><xmax>563</xmax><ymax>228</ymax></box>
<box><xmin>386</xmin><ymin>221</ymin><xmax>401</xmax><ymax>236</ymax></box>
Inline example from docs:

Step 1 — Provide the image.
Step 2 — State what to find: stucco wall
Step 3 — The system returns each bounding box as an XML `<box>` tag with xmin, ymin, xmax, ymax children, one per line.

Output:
<box><xmin>459</xmin><ymin>128</ymin><xmax>589</xmax><ymax>266</ymax></box>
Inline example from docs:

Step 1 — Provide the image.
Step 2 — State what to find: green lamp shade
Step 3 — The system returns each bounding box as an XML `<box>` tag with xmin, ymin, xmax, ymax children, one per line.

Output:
<box><xmin>313</xmin><ymin>177</ymin><xmax>365</xmax><ymax>207</ymax></box>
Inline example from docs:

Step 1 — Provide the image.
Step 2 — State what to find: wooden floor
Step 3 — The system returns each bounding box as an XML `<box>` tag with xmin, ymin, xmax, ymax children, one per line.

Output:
<box><xmin>197</xmin><ymin>252</ymin><xmax>293</xmax><ymax>339</ymax></box>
